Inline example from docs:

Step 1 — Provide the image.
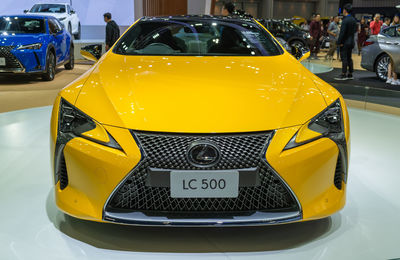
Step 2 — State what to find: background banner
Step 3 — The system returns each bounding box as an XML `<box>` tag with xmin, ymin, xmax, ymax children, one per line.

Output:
<box><xmin>0</xmin><ymin>0</ymin><xmax>135</xmax><ymax>26</ymax></box>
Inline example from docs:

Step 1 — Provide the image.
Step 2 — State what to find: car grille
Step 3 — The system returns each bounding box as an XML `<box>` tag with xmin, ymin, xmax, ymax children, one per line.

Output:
<box><xmin>0</xmin><ymin>46</ymin><xmax>23</xmax><ymax>69</ymax></box>
<box><xmin>106</xmin><ymin>131</ymin><xmax>299</xmax><ymax>214</ymax></box>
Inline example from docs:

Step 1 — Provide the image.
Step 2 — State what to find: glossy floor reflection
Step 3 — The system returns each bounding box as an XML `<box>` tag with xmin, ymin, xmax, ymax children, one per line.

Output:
<box><xmin>0</xmin><ymin>106</ymin><xmax>399</xmax><ymax>260</ymax></box>
<box><xmin>301</xmin><ymin>60</ymin><xmax>333</xmax><ymax>74</ymax></box>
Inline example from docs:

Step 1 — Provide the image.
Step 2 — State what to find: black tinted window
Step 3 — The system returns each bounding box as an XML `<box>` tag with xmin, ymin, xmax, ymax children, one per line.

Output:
<box><xmin>0</xmin><ymin>17</ymin><xmax>45</xmax><ymax>34</ymax></box>
<box><xmin>114</xmin><ymin>18</ymin><xmax>283</xmax><ymax>56</ymax></box>
<box><xmin>382</xmin><ymin>26</ymin><xmax>400</xmax><ymax>37</ymax></box>
<box><xmin>30</xmin><ymin>4</ymin><xmax>66</xmax><ymax>13</ymax></box>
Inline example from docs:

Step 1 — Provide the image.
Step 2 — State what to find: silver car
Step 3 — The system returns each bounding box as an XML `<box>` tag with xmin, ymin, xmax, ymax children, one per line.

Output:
<box><xmin>361</xmin><ymin>25</ymin><xmax>400</xmax><ymax>81</ymax></box>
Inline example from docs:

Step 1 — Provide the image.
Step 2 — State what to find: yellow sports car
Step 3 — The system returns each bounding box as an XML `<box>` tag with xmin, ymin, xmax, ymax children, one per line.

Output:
<box><xmin>50</xmin><ymin>16</ymin><xmax>350</xmax><ymax>226</ymax></box>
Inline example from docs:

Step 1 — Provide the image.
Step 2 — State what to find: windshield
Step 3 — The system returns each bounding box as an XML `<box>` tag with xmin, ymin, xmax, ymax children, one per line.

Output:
<box><xmin>0</xmin><ymin>17</ymin><xmax>45</xmax><ymax>34</ymax></box>
<box><xmin>114</xmin><ymin>18</ymin><xmax>283</xmax><ymax>56</ymax></box>
<box><xmin>283</xmin><ymin>21</ymin><xmax>302</xmax><ymax>31</ymax></box>
<box><xmin>382</xmin><ymin>26</ymin><xmax>400</xmax><ymax>37</ymax></box>
<box><xmin>30</xmin><ymin>4</ymin><xmax>66</xmax><ymax>13</ymax></box>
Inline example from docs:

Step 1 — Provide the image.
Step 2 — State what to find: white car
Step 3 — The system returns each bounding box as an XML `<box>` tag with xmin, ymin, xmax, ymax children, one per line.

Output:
<box><xmin>25</xmin><ymin>3</ymin><xmax>81</xmax><ymax>39</ymax></box>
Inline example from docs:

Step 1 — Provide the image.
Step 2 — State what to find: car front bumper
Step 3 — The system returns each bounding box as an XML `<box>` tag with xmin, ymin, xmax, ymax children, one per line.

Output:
<box><xmin>0</xmin><ymin>46</ymin><xmax>46</xmax><ymax>74</ymax></box>
<box><xmin>50</xmin><ymin>96</ymin><xmax>349</xmax><ymax>226</ymax></box>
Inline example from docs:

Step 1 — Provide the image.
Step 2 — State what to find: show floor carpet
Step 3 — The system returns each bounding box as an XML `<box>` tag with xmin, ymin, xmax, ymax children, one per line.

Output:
<box><xmin>0</xmin><ymin>106</ymin><xmax>399</xmax><ymax>260</ymax></box>
<box><xmin>0</xmin><ymin>64</ymin><xmax>91</xmax><ymax>113</ymax></box>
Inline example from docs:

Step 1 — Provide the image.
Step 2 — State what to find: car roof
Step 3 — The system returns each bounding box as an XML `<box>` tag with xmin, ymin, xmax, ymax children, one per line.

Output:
<box><xmin>259</xmin><ymin>19</ymin><xmax>292</xmax><ymax>23</ymax></box>
<box><xmin>140</xmin><ymin>15</ymin><xmax>255</xmax><ymax>23</ymax></box>
<box><xmin>32</xmin><ymin>2</ymin><xmax>69</xmax><ymax>5</ymax></box>
<box><xmin>0</xmin><ymin>14</ymin><xmax>53</xmax><ymax>19</ymax></box>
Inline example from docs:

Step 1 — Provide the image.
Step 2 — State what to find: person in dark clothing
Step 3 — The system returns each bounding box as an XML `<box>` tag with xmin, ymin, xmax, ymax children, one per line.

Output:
<box><xmin>335</xmin><ymin>4</ymin><xmax>357</xmax><ymax>80</ymax></box>
<box><xmin>222</xmin><ymin>2</ymin><xmax>235</xmax><ymax>16</ymax></box>
<box><xmin>309</xmin><ymin>14</ymin><xmax>322</xmax><ymax>59</ymax></box>
<box><xmin>103</xmin><ymin>12</ymin><xmax>120</xmax><ymax>51</ymax></box>
<box><xmin>357</xmin><ymin>17</ymin><xmax>368</xmax><ymax>55</ymax></box>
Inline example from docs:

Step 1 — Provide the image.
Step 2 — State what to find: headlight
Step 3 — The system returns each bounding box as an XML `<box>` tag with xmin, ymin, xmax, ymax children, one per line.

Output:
<box><xmin>284</xmin><ymin>99</ymin><xmax>344</xmax><ymax>150</ymax></box>
<box><xmin>57</xmin><ymin>98</ymin><xmax>121</xmax><ymax>150</ymax></box>
<box><xmin>284</xmin><ymin>98</ymin><xmax>348</xmax><ymax>185</ymax></box>
<box><xmin>303</xmin><ymin>33</ymin><xmax>311</xmax><ymax>39</ymax></box>
<box><xmin>17</xmin><ymin>43</ymin><xmax>42</xmax><ymax>50</ymax></box>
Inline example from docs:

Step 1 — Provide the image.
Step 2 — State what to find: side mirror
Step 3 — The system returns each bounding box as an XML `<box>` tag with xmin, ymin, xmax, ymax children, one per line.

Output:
<box><xmin>53</xmin><ymin>28</ymin><xmax>63</xmax><ymax>35</ymax></box>
<box><xmin>291</xmin><ymin>45</ymin><xmax>310</xmax><ymax>62</ymax></box>
<box><xmin>70</xmin><ymin>10</ymin><xmax>75</xmax><ymax>14</ymax></box>
<box><xmin>23</xmin><ymin>10</ymin><xmax>29</xmax><ymax>13</ymax></box>
<box><xmin>81</xmin><ymin>44</ymin><xmax>102</xmax><ymax>62</ymax></box>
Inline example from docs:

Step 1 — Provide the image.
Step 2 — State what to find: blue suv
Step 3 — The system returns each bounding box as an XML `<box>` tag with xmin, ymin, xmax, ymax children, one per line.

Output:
<box><xmin>0</xmin><ymin>15</ymin><xmax>74</xmax><ymax>81</ymax></box>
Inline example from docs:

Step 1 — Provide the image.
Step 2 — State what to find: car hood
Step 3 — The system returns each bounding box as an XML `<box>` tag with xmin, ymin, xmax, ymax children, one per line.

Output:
<box><xmin>75</xmin><ymin>53</ymin><xmax>327</xmax><ymax>133</ymax></box>
<box><xmin>28</xmin><ymin>12</ymin><xmax>66</xmax><ymax>19</ymax></box>
<box><xmin>0</xmin><ymin>34</ymin><xmax>46</xmax><ymax>47</ymax></box>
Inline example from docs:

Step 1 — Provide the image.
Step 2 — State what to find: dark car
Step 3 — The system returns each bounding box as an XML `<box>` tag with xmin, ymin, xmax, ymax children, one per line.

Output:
<box><xmin>260</xmin><ymin>19</ymin><xmax>310</xmax><ymax>48</ymax></box>
<box><xmin>0</xmin><ymin>14</ymin><xmax>74</xmax><ymax>81</ymax></box>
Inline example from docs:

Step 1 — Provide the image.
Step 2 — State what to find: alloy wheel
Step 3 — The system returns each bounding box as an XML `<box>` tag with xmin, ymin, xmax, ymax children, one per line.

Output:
<box><xmin>377</xmin><ymin>55</ymin><xmax>389</xmax><ymax>81</ymax></box>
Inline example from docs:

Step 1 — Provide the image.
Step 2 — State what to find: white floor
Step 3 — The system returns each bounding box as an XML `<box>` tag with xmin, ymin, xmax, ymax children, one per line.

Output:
<box><xmin>0</xmin><ymin>106</ymin><xmax>400</xmax><ymax>260</ymax></box>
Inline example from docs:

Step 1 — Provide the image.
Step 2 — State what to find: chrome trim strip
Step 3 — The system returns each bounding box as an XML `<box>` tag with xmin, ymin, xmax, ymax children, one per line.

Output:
<box><xmin>0</xmin><ymin>68</ymin><xmax>25</xmax><ymax>73</ymax></box>
<box><xmin>261</xmin><ymin>130</ymin><xmax>303</xmax><ymax>220</ymax></box>
<box><xmin>0</xmin><ymin>47</ymin><xmax>26</xmax><ymax>73</ymax></box>
<box><xmin>103</xmin><ymin>210</ymin><xmax>301</xmax><ymax>227</ymax></box>
<box><xmin>101</xmin><ymin>131</ymin><xmax>146</xmax><ymax>221</ymax></box>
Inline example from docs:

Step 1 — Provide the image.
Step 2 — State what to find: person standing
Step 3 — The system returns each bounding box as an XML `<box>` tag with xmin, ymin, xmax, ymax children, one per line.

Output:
<box><xmin>300</xmin><ymin>20</ymin><xmax>310</xmax><ymax>31</ymax></box>
<box><xmin>381</xmin><ymin>17</ymin><xmax>391</xmax><ymax>31</ymax></box>
<box><xmin>370</xmin><ymin>14</ymin><xmax>382</xmax><ymax>35</ymax></box>
<box><xmin>386</xmin><ymin>15</ymin><xmax>400</xmax><ymax>85</ymax></box>
<box><xmin>325</xmin><ymin>16</ymin><xmax>339</xmax><ymax>60</ymax></box>
<box><xmin>391</xmin><ymin>14</ymin><xmax>400</xmax><ymax>26</ymax></box>
<box><xmin>309</xmin><ymin>14</ymin><xmax>322</xmax><ymax>59</ymax></box>
<box><xmin>103</xmin><ymin>12</ymin><xmax>120</xmax><ymax>51</ymax></box>
<box><xmin>221</xmin><ymin>2</ymin><xmax>235</xmax><ymax>16</ymax></box>
<box><xmin>357</xmin><ymin>17</ymin><xmax>368</xmax><ymax>55</ymax></box>
<box><xmin>334</xmin><ymin>4</ymin><xmax>357</xmax><ymax>80</ymax></box>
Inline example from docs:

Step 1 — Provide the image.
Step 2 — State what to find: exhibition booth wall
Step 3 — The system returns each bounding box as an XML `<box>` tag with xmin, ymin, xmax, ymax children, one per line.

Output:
<box><xmin>0</xmin><ymin>0</ymin><xmax>135</xmax><ymax>26</ymax></box>
<box><xmin>0</xmin><ymin>0</ymin><xmax>134</xmax><ymax>46</ymax></box>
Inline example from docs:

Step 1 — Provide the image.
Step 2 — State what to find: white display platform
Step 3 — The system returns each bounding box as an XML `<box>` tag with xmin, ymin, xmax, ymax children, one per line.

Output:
<box><xmin>301</xmin><ymin>60</ymin><xmax>334</xmax><ymax>74</ymax></box>
<box><xmin>0</xmin><ymin>106</ymin><xmax>399</xmax><ymax>260</ymax></box>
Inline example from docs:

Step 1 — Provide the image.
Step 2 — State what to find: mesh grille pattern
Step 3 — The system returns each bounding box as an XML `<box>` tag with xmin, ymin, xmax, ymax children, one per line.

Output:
<box><xmin>59</xmin><ymin>153</ymin><xmax>68</xmax><ymax>190</ymax></box>
<box><xmin>107</xmin><ymin>131</ymin><xmax>298</xmax><ymax>213</ymax></box>
<box><xmin>0</xmin><ymin>46</ymin><xmax>23</xmax><ymax>69</ymax></box>
<box><xmin>135</xmin><ymin>131</ymin><xmax>271</xmax><ymax>170</ymax></box>
<box><xmin>334</xmin><ymin>155</ymin><xmax>343</xmax><ymax>190</ymax></box>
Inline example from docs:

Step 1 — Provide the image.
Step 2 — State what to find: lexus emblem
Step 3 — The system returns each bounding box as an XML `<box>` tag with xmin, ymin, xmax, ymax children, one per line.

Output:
<box><xmin>187</xmin><ymin>141</ymin><xmax>221</xmax><ymax>167</ymax></box>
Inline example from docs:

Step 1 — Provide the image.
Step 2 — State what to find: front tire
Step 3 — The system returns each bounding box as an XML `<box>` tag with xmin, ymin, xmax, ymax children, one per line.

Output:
<box><xmin>74</xmin><ymin>23</ymin><xmax>81</xmax><ymax>40</ymax></box>
<box><xmin>42</xmin><ymin>51</ymin><xmax>56</xmax><ymax>81</ymax></box>
<box><xmin>375</xmin><ymin>54</ymin><xmax>390</xmax><ymax>81</ymax></box>
<box><xmin>64</xmin><ymin>46</ymin><xmax>74</xmax><ymax>70</ymax></box>
<box><xmin>68</xmin><ymin>23</ymin><xmax>72</xmax><ymax>35</ymax></box>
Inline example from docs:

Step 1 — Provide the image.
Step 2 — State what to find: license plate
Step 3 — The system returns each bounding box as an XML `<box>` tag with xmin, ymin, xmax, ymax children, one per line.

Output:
<box><xmin>0</xmin><ymin>57</ymin><xmax>5</xmax><ymax>66</ymax></box>
<box><xmin>170</xmin><ymin>171</ymin><xmax>239</xmax><ymax>198</ymax></box>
